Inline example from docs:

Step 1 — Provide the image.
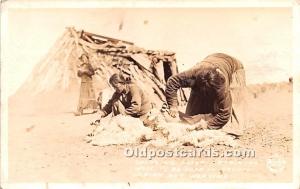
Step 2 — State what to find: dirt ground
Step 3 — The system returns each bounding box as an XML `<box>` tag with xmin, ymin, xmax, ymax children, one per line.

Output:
<box><xmin>7</xmin><ymin>82</ymin><xmax>293</xmax><ymax>182</ymax></box>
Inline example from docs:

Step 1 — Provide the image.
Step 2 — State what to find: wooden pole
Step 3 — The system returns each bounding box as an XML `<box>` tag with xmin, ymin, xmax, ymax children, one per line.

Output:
<box><xmin>83</xmin><ymin>31</ymin><xmax>134</xmax><ymax>45</ymax></box>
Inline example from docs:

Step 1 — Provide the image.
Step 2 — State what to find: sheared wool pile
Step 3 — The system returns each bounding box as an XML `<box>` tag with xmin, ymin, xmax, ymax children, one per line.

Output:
<box><xmin>86</xmin><ymin>115</ymin><xmax>153</xmax><ymax>146</ymax></box>
<box><xmin>146</xmin><ymin>109</ymin><xmax>238</xmax><ymax>148</ymax></box>
<box><xmin>177</xmin><ymin>130</ymin><xmax>238</xmax><ymax>147</ymax></box>
<box><xmin>86</xmin><ymin>109</ymin><xmax>238</xmax><ymax>148</ymax></box>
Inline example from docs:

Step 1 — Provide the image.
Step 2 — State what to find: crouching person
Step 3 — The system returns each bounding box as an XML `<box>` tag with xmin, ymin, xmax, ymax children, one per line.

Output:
<box><xmin>165</xmin><ymin>53</ymin><xmax>246</xmax><ymax>133</ymax></box>
<box><xmin>98</xmin><ymin>73</ymin><xmax>152</xmax><ymax>124</ymax></box>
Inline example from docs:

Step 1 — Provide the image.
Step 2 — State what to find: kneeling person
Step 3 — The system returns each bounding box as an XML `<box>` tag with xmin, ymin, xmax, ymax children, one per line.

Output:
<box><xmin>98</xmin><ymin>73</ymin><xmax>151</xmax><ymax>121</ymax></box>
<box><xmin>165</xmin><ymin>53</ymin><xmax>245</xmax><ymax>130</ymax></box>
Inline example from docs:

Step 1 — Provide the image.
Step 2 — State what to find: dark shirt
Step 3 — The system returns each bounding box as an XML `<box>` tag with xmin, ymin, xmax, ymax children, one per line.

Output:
<box><xmin>102</xmin><ymin>83</ymin><xmax>151</xmax><ymax>117</ymax></box>
<box><xmin>77</xmin><ymin>63</ymin><xmax>95</xmax><ymax>78</ymax></box>
<box><xmin>165</xmin><ymin>53</ymin><xmax>244</xmax><ymax>129</ymax></box>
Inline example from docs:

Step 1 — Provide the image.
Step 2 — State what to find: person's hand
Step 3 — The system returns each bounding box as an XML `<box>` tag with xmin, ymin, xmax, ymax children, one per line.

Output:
<box><xmin>195</xmin><ymin>119</ymin><xmax>208</xmax><ymax>130</ymax></box>
<box><xmin>186</xmin><ymin>125</ymin><xmax>197</xmax><ymax>132</ymax></box>
<box><xmin>98</xmin><ymin>110</ymin><xmax>105</xmax><ymax>118</ymax></box>
<box><xmin>168</xmin><ymin>107</ymin><xmax>178</xmax><ymax>118</ymax></box>
<box><xmin>90</xmin><ymin>119</ymin><xmax>101</xmax><ymax>126</ymax></box>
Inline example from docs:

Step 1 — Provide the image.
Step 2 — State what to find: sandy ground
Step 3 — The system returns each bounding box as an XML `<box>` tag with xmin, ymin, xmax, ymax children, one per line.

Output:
<box><xmin>7</xmin><ymin>82</ymin><xmax>293</xmax><ymax>182</ymax></box>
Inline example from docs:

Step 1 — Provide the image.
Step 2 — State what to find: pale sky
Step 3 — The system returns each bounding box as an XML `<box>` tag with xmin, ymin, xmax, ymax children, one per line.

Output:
<box><xmin>2</xmin><ymin>7</ymin><xmax>292</xmax><ymax>96</ymax></box>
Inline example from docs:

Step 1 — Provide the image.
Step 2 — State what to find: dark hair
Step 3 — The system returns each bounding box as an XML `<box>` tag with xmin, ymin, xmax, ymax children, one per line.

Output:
<box><xmin>109</xmin><ymin>73</ymin><xmax>129</xmax><ymax>85</ymax></box>
<box><xmin>196</xmin><ymin>67</ymin><xmax>226</xmax><ymax>91</ymax></box>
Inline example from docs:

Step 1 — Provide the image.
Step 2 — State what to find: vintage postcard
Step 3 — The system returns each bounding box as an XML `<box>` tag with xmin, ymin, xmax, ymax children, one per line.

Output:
<box><xmin>1</xmin><ymin>0</ymin><xmax>299</xmax><ymax>188</ymax></box>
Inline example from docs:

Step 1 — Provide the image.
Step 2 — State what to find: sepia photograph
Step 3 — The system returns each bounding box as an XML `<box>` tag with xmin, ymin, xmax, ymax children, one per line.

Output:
<box><xmin>1</xmin><ymin>0</ymin><xmax>300</xmax><ymax>188</ymax></box>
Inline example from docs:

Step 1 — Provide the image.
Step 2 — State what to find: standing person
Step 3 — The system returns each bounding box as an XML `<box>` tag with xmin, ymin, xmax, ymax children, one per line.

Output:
<box><xmin>74</xmin><ymin>54</ymin><xmax>98</xmax><ymax>116</ymax></box>
<box><xmin>165</xmin><ymin>53</ymin><xmax>246</xmax><ymax>131</ymax></box>
<box><xmin>98</xmin><ymin>73</ymin><xmax>151</xmax><ymax>122</ymax></box>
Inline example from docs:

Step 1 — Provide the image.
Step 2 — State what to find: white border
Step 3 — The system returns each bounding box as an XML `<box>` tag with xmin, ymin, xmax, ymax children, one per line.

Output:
<box><xmin>1</xmin><ymin>1</ymin><xmax>9</xmax><ymax>187</ymax></box>
<box><xmin>292</xmin><ymin>1</ymin><xmax>300</xmax><ymax>189</ymax></box>
<box><xmin>1</xmin><ymin>0</ymin><xmax>299</xmax><ymax>188</ymax></box>
<box><xmin>0</xmin><ymin>0</ymin><xmax>293</xmax><ymax>8</ymax></box>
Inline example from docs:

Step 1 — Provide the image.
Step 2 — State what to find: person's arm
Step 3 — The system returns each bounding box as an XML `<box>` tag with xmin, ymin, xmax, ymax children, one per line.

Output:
<box><xmin>80</xmin><ymin>63</ymin><xmax>95</xmax><ymax>76</ymax></box>
<box><xmin>124</xmin><ymin>86</ymin><xmax>142</xmax><ymax>116</ymax></box>
<box><xmin>165</xmin><ymin>68</ymin><xmax>197</xmax><ymax>109</ymax></box>
<box><xmin>84</xmin><ymin>63</ymin><xmax>95</xmax><ymax>76</ymax></box>
<box><xmin>100</xmin><ymin>92</ymin><xmax>120</xmax><ymax>117</ymax></box>
<box><xmin>88</xmin><ymin>63</ymin><xmax>95</xmax><ymax>76</ymax></box>
<box><xmin>77</xmin><ymin>70</ymin><xmax>83</xmax><ymax>77</ymax></box>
